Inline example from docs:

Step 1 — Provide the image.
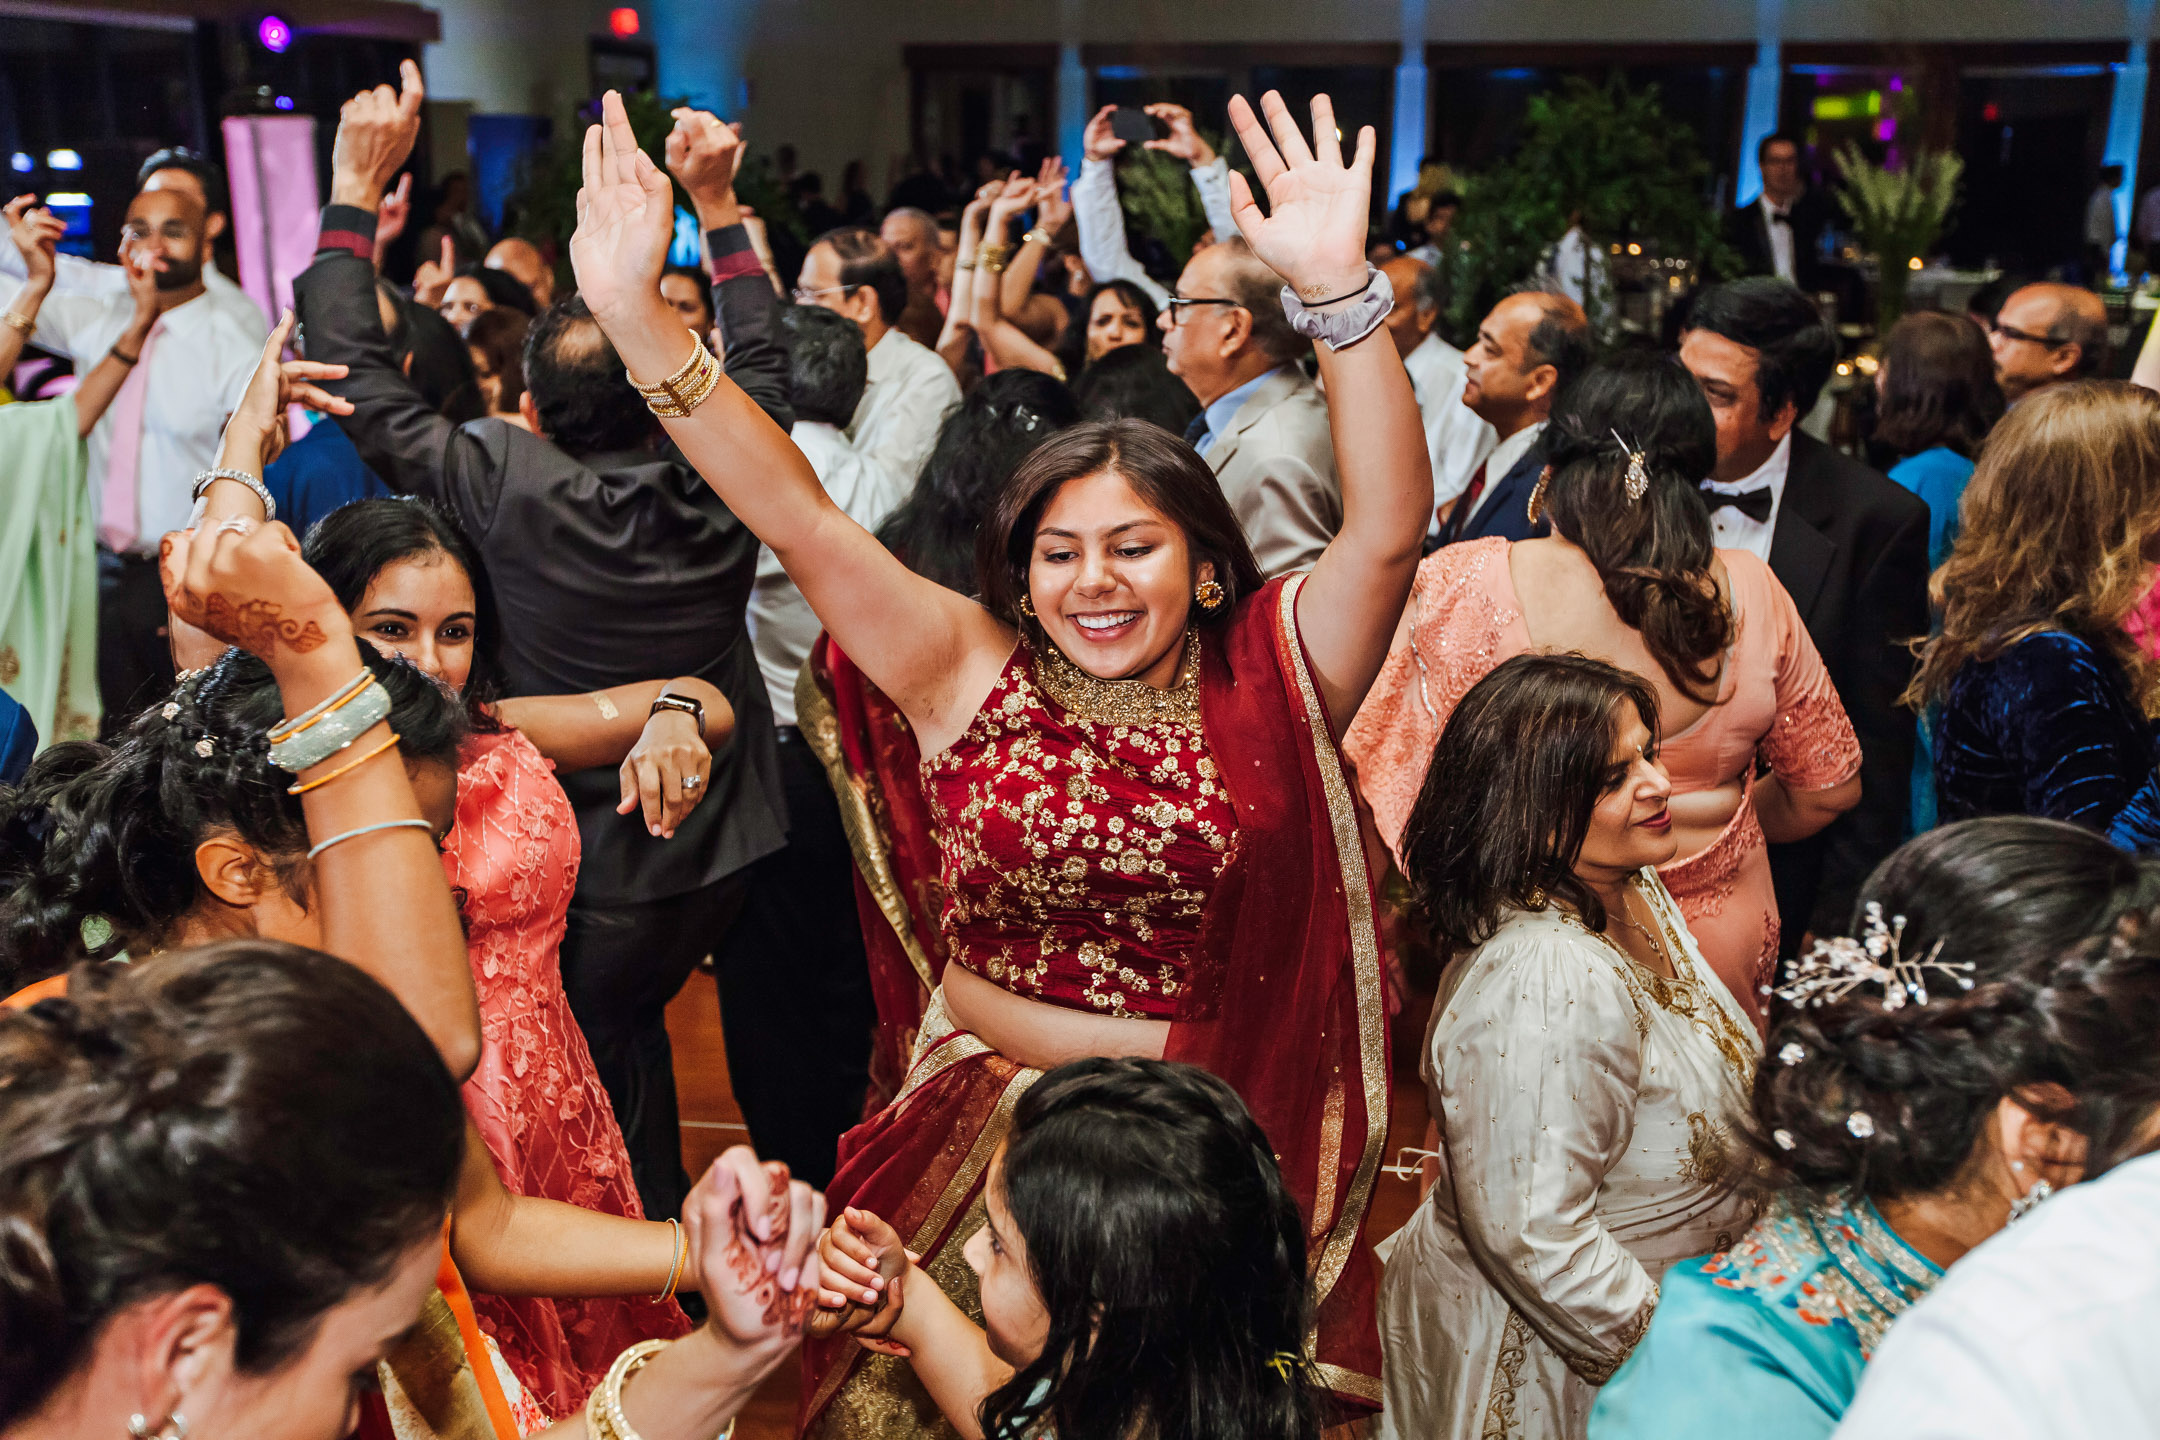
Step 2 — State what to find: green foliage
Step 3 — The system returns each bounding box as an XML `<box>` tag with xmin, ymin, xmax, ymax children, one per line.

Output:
<box><xmin>1831</xmin><ymin>141</ymin><xmax>1962</xmax><ymax>326</ymax></box>
<box><xmin>1430</xmin><ymin>75</ymin><xmax>1734</xmax><ymax>345</ymax></box>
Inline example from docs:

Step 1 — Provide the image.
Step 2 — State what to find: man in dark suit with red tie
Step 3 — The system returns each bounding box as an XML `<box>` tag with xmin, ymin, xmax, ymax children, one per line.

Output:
<box><xmin>1436</xmin><ymin>290</ymin><xmax>1591</xmax><ymax>546</ymax></box>
<box><xmin>1681</xmin><ymin>277</ymin><xmax>1930</xmax><ymax>956</ymax></box>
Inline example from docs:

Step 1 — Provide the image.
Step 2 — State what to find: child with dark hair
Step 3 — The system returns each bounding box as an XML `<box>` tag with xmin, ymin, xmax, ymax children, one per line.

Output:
<box><xmin>812</xmin><ymin>1057</ymin><xmax>1324</xmax><ymax>1440</ymax></box>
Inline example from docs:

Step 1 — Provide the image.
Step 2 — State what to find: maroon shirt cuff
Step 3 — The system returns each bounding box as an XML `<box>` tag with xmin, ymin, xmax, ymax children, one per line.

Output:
<box><xmin>706</xmin><ymin>223</ymin><xmax>764</xmax><ymax>284</ymax></box>
<box><xmin>317</xmin><ymin>203</ymin><xmax>378</xmax><ymax>261</ymax></box>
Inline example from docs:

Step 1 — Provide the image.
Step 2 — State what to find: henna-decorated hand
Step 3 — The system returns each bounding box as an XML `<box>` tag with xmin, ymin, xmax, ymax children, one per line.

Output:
<box><xmin>683</xmin><ymin>1146</ymin><xmax>826</xmax><ymax>1352</ymax></box>
<box><xmin>808</xmin><ymin>1206</ymin><xmax>914</xmax><ymax>1354</ymax></box>
<box><xmin>160</xmin><ymin>520</ymin><xmax>347</xmax><ymax>666</ymax></box>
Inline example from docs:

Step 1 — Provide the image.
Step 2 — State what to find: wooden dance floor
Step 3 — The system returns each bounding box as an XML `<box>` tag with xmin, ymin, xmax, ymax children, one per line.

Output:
<box><xmin>669</xmin><ymin>972</ymin><xmax>1434</xmax><ymax>1440</ymax></box>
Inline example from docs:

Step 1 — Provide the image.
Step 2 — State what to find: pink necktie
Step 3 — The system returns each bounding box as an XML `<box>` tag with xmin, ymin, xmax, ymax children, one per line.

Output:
<box><xmin>97</xmin><ymin>318</ymin><xmax>161</xmax><ymax>554</ymax></box>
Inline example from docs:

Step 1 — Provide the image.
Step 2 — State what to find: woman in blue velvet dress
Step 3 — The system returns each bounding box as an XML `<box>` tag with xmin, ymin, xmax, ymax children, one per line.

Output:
<box><xmin>1590</xmin><ymin>817</ymin><xmax>2160</xmax><ymax>1440</ymax></box>
<box><xmin>1906</xmin><ymin>382</ymin><xmax>2160</xmax><ymax>851</ymax></box>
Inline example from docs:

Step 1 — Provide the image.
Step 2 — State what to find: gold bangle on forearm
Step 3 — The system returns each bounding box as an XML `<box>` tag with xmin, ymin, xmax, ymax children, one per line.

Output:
<box><xmin>976</xmin><ymin>241</ymin><xmax>1013</xmax><ymax>274</ymax></box>
<box><xmin>1</xmin><ymin>310</ymin><xmax>34</xmax><ymax>337</ymax></box>
<box><xmin>656</xmin><ymin>1217</ymin><xmax>686</xmax><ymax>1300</ymax></box>
<box><xmin>625</xmin><ymin>327</ymin><xmax>722</xmax><ymax>419</ymax></box>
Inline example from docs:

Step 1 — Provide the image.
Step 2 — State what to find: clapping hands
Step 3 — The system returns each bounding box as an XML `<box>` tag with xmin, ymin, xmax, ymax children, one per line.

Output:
<box><xmin>1224</xmin><ymin>91</ymin><xmax>1372</xmax><ymax>303</ymax></box>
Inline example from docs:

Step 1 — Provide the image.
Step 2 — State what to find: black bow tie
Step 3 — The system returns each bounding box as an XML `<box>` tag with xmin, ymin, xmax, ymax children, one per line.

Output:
<box><xmin>1768</xmin><ymin>210</ymin><xmax>1792</xmax><ymax>227</ymax></box>
<box><xmin>1702</xmin><ymin>484</ymin><xmax>1774</xmax><ymax>523</ymax></box>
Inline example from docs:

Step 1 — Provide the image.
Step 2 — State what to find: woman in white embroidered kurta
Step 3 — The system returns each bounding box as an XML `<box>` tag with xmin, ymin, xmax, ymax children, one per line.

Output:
<box><xmin>1369</xmin><ymin>652</ymin><xmax>1760</xmax><ymax>1440</ymax></box>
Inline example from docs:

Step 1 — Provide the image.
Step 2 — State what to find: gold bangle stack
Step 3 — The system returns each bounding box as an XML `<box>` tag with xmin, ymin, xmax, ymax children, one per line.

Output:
<box><xmin>976</xmin><ymin>241</ymin><xmax>1014</xmax><ymax>274</ymax></box>
<box><xmin>1</xmin><ymin>310</ymin><xmax>34</xmax><ymax>337</ymax></box>
<box><xmin>626</xmin><ymin>327</ymin><xmax>722</xmax><ymax>419</ymax></box>
<box><xmin>586</xmin><ymin>1340</ymin><xmax>671</xmax><ymax>1440</ymax></box>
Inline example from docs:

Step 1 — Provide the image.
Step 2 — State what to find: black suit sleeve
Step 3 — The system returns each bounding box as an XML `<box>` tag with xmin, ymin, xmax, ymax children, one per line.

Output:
<box><xmin>294</xmin><ymin>205</ymin><xmax>500</xmax><ymax>525</ymax></box>
<box><xmin>1811</xmin><ymin>496</ymin><xmax>1930</xmax><ymax>936</ymax></box>
<box><xmin>707</xmin><ymin>223</ymin><xmax>793</xmax><ymax>434</ymax></box>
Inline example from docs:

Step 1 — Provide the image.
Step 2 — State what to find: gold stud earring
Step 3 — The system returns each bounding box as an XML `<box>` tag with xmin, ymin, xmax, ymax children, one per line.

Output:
<box><xmin>1194</xmin><ymin>577</ymin><xmax>1226</xmax><ymax>611</ymax></box>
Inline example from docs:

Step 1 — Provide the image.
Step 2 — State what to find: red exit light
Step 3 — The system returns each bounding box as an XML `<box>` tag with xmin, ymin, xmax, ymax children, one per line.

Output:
<box><xmin>608</xmin><ymin>7</ymin><xmax>640</xmax><ymax>37</ymax></box>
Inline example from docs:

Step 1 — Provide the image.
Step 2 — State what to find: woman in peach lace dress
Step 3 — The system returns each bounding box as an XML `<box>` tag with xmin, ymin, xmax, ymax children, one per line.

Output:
<box><xmin>302</xmin><ymin>498</ymin><xmax>736</xmax><ymax>1413</ymax></box>
<box><xmin>1346</xmin><ymin>355</ymin><xmax>1860</xmax><ymax>1026</ymax></box>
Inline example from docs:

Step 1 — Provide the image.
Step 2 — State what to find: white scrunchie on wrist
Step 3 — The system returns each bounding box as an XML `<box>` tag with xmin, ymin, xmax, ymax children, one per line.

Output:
<box><xmin>1279</xmin><ymin>265</ymin><xmax>1392</xmax><ymax>352</ymax></box>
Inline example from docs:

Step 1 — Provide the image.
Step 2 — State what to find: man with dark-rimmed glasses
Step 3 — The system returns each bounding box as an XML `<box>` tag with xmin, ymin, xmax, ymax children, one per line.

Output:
<box><xmin>1989</xmin><ymin>282</ymin><xmax>2109</xmax><ymax>405</ymax></box>
<box><xmin>1158</xmin><ymin>235</ymin><xmax>1339</xmax><ymax>575</ymax></box>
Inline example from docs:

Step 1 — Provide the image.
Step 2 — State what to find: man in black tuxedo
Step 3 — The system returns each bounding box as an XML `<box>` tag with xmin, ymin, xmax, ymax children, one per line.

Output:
<box><xmin>1681</xmin><ymin>278</ymin><xmax>1930</xmax><ymax>952</ymax></box>
<box><xmin>1438</xmin><ymin>290</ymin><xmax>1591</xmax><ymax>545</ymax></box>
<box><xmin>1723</xmin><ymin>134</ymin><xmax>1832</xmax><ymax>291</ymax></box>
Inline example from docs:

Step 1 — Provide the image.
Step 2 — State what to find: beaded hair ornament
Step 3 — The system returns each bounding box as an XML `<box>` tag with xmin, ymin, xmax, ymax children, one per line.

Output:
<box><xmin>1610</xmin><ymin>428</ymin><xmax>1649</xmax><ymax>502</ymax></box>
<box><xmin>1775</xmin><ymin>901</ymin><xmax>1976</xmax><ymax>1012</ymax></box>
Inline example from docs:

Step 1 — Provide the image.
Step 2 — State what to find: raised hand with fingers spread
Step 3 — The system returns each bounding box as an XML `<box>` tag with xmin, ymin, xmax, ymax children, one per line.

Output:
<box><xmin>1224</xmin><ymin>90</ymin><xmax>1373</xmax><ymax>304</ymax></box>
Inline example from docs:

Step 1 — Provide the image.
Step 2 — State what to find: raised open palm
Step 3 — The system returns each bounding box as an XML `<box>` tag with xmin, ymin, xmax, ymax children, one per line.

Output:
<box><xmin>570</xmin><ymin>89</ymin><xmax>677</xmax><ymax>324</ymax></box>
<box><xmin>1224</xmin><ymin>91</ymin><xmax>1372</xmax><ymax>301</ymax></box>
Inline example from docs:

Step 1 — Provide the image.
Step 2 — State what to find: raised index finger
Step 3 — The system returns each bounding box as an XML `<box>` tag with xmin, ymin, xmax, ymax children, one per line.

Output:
<box><xmin>1227</xmin><ymin>94</ymin><xmax>1285</xmax><ymax>192</ymax></box>
<box><xmin>396</xmin><ymin>58</ymin><xmax>425</xmax><ymax>120</ymax></box>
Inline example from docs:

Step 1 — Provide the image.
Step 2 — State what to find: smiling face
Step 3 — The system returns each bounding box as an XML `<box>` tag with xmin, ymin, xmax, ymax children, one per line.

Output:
<box><xmin>1574</xmin><ymin>703</ymin><xmax>1677</xmax><ymax>881</ymax></box>
<box><xmin>963</xmin><ymin>1149</ymin><xmax>1052</xmax><ymax>1369</ymax></box>
<box><xmin>351</xmin><ymin>551</ymin><xmax>478</xmax><ymax>693</ymax></box>
<box><xmin>1029</xmin><ymin>469</ymin><xmax>1211</xmax><ymax>687</ymax></box>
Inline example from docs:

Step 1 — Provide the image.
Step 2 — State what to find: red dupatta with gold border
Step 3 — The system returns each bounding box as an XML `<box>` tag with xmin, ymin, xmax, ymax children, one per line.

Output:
<box><xmin>801</xmin><ymin>576</ymin><xmax>1388</xmax><ymax>1428</ymax></box>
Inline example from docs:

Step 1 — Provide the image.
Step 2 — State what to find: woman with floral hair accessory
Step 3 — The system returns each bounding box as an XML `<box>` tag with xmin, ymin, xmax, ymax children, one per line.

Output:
<box><xmin>1348</xmin><ymin>350</ymin><xmax>1862</xmax><ymax>1028</ymax></box>
<box><xmin>1592</xmin><ymin>816</ymin><xmax>2160</xmax><ymax>1440</ymax></box>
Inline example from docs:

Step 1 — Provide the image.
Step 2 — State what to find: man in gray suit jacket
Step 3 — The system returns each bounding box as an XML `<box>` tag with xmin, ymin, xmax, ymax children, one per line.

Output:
<box><xmin>1160</xmin><ymin>237</ymin><xmax>1339</xmax><ymax>575</ymax></box>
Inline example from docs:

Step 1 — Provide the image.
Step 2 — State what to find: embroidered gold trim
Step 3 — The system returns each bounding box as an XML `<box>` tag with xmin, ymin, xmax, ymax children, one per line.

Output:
<box><xmin>796</xmin><ymin>659</ymin><xmax>939</xmax><ymax>993</ymax></box>
<box><xmin>1274</xmin><ymin>575</ymin><xmax>1391</xmax><ymax>1329</ymax></box>
<box><xmin>1311</xmin><ymin>1362</ymin><xmax>1382</xmax><ymax>1402</ymax></box>
<box><xmin>1030</xmin><ymin>627</ymin><xmax>1202</xmax><ymax>729</ymax></box>
<box><xmin>1480</xmin><ymin>1309</ymin><xmax>1531</xmax><ymax>1440</ymax></box>
<box><xmin>1561</xmin><ymin>871</ymin><xmax>1758</xmax><ymax>1087</ymax></box>
<box><xmin>1570</xmin><ymin>1284</ymin><xmax>1660</xmax><ymax>1386</ymax></box>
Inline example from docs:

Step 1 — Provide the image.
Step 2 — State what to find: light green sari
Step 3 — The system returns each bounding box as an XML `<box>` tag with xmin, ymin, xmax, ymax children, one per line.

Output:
<box><xmin>0</xmin><ymin>396</ymin><xmax>100</xmax><ymax>747</ymax></box>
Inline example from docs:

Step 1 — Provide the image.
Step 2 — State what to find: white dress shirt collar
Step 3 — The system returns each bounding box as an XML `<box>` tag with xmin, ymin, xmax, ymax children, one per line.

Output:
<box><xmin>1700</xmin><ymin>430</ymin><xmax>1793</xmax><ymax>563</ymax></box>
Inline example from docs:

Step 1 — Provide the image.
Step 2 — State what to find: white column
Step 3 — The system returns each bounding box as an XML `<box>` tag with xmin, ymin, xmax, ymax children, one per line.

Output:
<box><xmin>2105</xmin><ymin>0</ymin><xmax>2155</xmax><ymax>275</ymax></box>
<box><xmin>1388</xmin><ymin>0</ymin><xmax>1429</xmax><ymax>207</ymax></box>
<box><xmin>1734</xmin><ymin>0</ymin><xmax>1784</xmax><ymax>206</ymax></box>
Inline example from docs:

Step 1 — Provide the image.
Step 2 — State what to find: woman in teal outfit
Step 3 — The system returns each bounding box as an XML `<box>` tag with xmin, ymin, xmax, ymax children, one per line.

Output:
<box><xmin>1590</xmin><ymin>817</ymin><xmax>2160</xmax><ymax>1440</ymax></box>
<box><xmin>1871</xmin><ymin>312</ymin><xmax>2003</xmax><ymax>834</ymax></box>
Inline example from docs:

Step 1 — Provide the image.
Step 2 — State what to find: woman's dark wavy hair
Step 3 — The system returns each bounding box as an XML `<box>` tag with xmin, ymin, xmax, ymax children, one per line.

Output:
<box><xmin>1071</xmin><ymin>343</ymin><xmax>1201</xmax><ymax>436</ymax></box>
<box><xmin>875</xmin><ymin>369</ymin><xmax>1083</xmax><ymax>595</ymax></box>
<box><xmin>1541</xmin><ymin>351</ymin><xmax>1733</xmax><ymax>704</ymax></box>
<box><xmin>980</xmin><ymin>419</ymin><xmax>1267</xmax><ymax>629</ymax></box>
<box><xmin>0</xmin><ymin>643</ymin><xmax>466</xmax><ymax>991</ymax></box>
<box><xmin>0</xmin><ymin>941</ymin><xmax>463</xmax><ymax>1424</ymax></box>
<box><xmin>1753</xmin><ymin>817</ymin><xmax>2160</xmax><ymax>1200</ymax></box>
<box><xmin>303</xmin><ymin>496</ymin><xmax>505</xmax><ymax>725</ymax></box>
<box><xmin>1401</xmin><ymin>652</ymin><xmax>1659</xmax><ymax>951</ymax></box>
<box><xmin>979</xmin><ymin>1058</ymin><xmax>1322</xmax><ymax>1440</ymax></box>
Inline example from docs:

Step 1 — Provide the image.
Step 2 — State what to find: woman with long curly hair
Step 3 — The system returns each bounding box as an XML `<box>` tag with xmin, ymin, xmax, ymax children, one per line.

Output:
<box><xmin>1911</xmin><ymin>381</ymin><xmax>2160</xmax><ymax>849</ymax></box>
<box><xmin>1347</xmin><ymin>351</ymin><xmax>1862</xmax><ymax>1026</ymax></box>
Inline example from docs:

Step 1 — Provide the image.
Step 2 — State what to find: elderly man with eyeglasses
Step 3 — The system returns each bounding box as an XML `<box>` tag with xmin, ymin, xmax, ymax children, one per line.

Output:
<box><xmin>794</xmin><ymin>227</ymin><xmax>959</xmax><ymax>487</ymax></box>
<box><xmin>1989</xmin><ymin>282</ymin><xmax>2110</xmax><ymax>405</ymax></box>
<box><xmin>1157</xmin><ymin>235</ymin><xmax>1340</xmax><ymax>576</ymax></box>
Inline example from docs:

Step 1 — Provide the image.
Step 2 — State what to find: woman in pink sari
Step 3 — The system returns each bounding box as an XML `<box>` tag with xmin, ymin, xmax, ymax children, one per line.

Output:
<box><xmin>1347</xmin><ymin>354</ymin><xmax>1861</xmax><ymax>1026</ymax></box>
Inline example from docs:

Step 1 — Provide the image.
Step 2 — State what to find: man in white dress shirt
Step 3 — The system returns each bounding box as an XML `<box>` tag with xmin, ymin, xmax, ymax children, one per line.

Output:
<box><xmin>1381</xmin><ymin>255</ymin><xmax>1495</xmax><ymax>528</ymax></box>
<box><xmin>6</xmin><ymin>173</ymin><xmax>263</xmax><ymax>729</ymax></box>
<box><xmin>721</xmin><ymin>303</ymin><xmax>906</xmax><ymax>1185</ymax></box>
<box><xmin>1072</xmin><ymin>102</ymin><xmax>1239</xmax><ymax>309</ymax></box>
<box><xmin>795</xmin><ymin>227</ymin><xmax>958</xmax><ymax>489</ymax></box>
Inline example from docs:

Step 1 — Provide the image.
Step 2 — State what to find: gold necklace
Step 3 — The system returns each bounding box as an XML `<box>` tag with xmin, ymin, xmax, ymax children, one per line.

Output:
<box><xmin>1030</xmin><ymin>627</ymin><xmax>1203</xmax><ymax>728</ymax></box>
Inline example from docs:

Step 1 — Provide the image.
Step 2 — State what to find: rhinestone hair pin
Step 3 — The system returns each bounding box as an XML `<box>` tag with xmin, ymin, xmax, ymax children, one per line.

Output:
<box><xmin>1610</xmin><ymin>428</ymin><xmax>1649</xmax><ymax>502</ymax></box>
<box><xmin>1775</xmin><ymin>901</ymin><xmax>1975</xmax><ymax>1011</ymax></box>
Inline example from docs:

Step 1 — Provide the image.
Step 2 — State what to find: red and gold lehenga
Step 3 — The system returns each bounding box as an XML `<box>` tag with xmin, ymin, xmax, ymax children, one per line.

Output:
<box><xmin>799</xmin><ymin>577</ymin><xmax>1390</xmax><ymax>1436</ymax></box>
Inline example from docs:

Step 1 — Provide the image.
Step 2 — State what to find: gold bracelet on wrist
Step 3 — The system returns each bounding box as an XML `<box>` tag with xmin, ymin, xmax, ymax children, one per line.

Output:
<box><xmin>586</xmin><ymin>1340</ymin><xmax>674</xmax><ymax>1440</ymax></box>
<box><xmin>1</xmin><ymin>310</ymin><xmax>34</xmax><ymax>337</ymax></box>
<box><xmin>625</xmin><ymin>327</ymin><xmax>722</xmax><ymax>419</ymax></box>
<box><xmin>1021</xmin><ymin>228</ymin><xmax>1054</xmax><ymax>249</ymax></box>
<box><xmin>976</xmin><ymin>241</ymin><xmax>1014</xmax><ymax>274</ymax></box>
<box><xmin>656</xmin><ymin>1217</ymin><xmax>686</xmax><ymax>1301</ymax></box>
